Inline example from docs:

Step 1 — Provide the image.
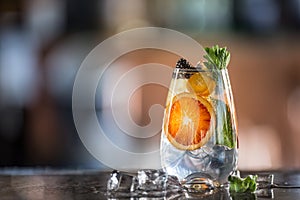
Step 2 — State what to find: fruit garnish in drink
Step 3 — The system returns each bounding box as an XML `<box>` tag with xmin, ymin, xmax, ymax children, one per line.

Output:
<box><xmin>187</xmin><ymin>72</ymin><xmax>216</xmax><ymax>96</ymax></box>
<box><xmin>185</xmin><ymin>45</ymin><xmax>230</xmax><ymax>97</ymax></box>
<box><xmin>166</xmin><ymin>92</ymin><xmax>214</xmax><ymax>150</ymax></box>
<box><xmin>176</xmin><ymin>58</ymin><xmax>194</xmax><ymax>69</ymax></box>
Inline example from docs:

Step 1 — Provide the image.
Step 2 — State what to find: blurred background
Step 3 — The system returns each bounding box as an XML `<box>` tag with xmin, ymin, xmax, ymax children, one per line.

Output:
<box><xmin>1</xmin><ymin>0</ymin><xmax>300</xmax><ymax>171</ymax></box>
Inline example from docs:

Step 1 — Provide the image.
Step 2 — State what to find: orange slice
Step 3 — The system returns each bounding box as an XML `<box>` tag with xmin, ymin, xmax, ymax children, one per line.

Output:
<box><xmin>187</xmin><ymin>73</ymin><xmax>215</xmax><ymax>96</ymax></box>
<box><xmin>166</xmin><ymin>92</ymin><xmax>214</xmax><ymax>150</ymax></box>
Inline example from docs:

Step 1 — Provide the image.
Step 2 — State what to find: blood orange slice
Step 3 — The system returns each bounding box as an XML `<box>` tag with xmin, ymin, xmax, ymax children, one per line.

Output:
<box><xmin>165</xmin><ymin>92</ymin><xmax>214</xmax><ymax>150</ymax></box>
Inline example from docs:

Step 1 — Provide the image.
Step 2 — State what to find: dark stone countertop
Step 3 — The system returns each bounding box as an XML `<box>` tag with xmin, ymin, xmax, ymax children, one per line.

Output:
<box><xmin>0</xmin><ymin>169</ymin><xmax>299</xmax><ymax>199</ymax></box>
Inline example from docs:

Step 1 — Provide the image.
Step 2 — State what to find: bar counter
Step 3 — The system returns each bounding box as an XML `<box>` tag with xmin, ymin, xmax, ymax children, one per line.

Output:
<box><xmin>0</xmin><ymin>169</ymin><xmax>299</xmax><ymax>199</ymax></box>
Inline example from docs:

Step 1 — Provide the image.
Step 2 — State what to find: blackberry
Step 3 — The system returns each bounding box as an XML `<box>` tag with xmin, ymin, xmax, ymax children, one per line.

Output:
<box><xmin>176</xmin><ymin>58</ymin><xmax>193</xmax><ymax>69</ymax></box>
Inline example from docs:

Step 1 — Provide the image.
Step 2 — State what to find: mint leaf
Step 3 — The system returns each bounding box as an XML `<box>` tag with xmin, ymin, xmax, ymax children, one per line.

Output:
<box><xmin>229</xmin><ymin>175</ymin><xmax>258</xmax><ymax>193</ymax></box>
<box><xmin>214</xmin><ymin>99</ymin><xmax>235</xmax><ymax>149</ymax></box>
<box><xmin>203</xmin><ymin>46</ymin><xmax>236</xmax><ymax>149</ymax></box>
<box><xmin>222</xmin><ymin>103</ymin><xmax>234</xmax><ymax>148</ymax></box>
<box><xmin>204</xmin><ymin>45</ymin><xmax>231</xmax><ymax>70</ymax></box>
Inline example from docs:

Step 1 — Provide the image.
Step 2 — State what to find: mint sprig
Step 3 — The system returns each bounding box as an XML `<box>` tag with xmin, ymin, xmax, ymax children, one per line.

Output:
<box><xmin>204</xmin><ymin>45</ymin><xmax>235</xmax><ymax>149</ymax></box>
<box><xmin>204</xmin><ymin>45</ymin><xmax>231</xmax><ymax>70</ymax></box>
<box><xmin>229</xmin><ymin>175</ymin><xmax>258</xmax><ymax>193</ymax></box>
<box><xmin>215</xmin><ymin>100</ymin><xmax>235</xmax><ymax>148</ymax></box>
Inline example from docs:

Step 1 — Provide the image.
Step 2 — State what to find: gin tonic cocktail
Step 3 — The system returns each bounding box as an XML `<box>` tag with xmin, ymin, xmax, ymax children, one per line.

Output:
<box><xmin>160</xmin><ymin>46</ymin><xmax>238</xmax><ymax>184</ymax></box>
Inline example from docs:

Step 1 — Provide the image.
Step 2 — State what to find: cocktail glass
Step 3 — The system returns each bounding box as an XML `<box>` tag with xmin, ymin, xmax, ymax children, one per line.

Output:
<box><xmin>160</xmin><ymin>56</ymin><xmax>238</xmax><ymax>186</ymax></box>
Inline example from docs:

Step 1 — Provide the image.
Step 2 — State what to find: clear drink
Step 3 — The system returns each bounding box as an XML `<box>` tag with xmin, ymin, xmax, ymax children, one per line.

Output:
<box><xmin>160</xmin><ymin>61</ymin><xmax>238</xmax><ymax>185</ymax></box>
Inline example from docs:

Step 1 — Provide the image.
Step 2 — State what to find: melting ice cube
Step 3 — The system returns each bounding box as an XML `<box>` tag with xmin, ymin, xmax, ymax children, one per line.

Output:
<box><xmin>107</xmin><ymin>169</ymin><xmax>183</xmax><ymax>198</ymax></box>
<box><xmin>107</xmin><ymin>170</ymin><xmax>134</xmax><ymax>193</ymax></box>
<box><xmin>131</xmin><ymin>169</ymin><xmax>168</xmax><ymax>191</ymax></box>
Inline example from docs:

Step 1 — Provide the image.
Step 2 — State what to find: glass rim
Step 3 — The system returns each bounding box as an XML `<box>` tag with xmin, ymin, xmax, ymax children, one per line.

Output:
<box><xmin>172</xmin><ymin>67</ymin><xmax>227</xmax><ymax>73</ymax></box>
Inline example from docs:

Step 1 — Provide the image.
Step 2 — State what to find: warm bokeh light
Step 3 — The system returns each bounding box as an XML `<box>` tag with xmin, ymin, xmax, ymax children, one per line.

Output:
<box><xmin>1</xmin><ymin>0</ymin><xmax>300</xmax><ymax>170</ymax></box>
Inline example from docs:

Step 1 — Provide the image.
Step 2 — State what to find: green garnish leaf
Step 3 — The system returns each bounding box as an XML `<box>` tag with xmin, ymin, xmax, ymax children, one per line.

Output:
<box><xmin>222</xmin><ymin>103</ymin><xmax>234</xmax><ymax>148</ymax></box>
<box><xmin>214</xmin><ymin>99</ymin><xmax>235</xmax><ymax>149</ymax></box>
<box><xmin>228</xmin><ymin>175</ymin><xmax>258</xmax><ymax>193</ymax></box>
<box><xmin>204</xmin><ymin>45</ymin><xmax>231</xmax><ymax>70</ymax></box>
<box><xmin>204</xmin><ymin>45</ymin><xmax>236</xmax><ymax>149</ymax></box>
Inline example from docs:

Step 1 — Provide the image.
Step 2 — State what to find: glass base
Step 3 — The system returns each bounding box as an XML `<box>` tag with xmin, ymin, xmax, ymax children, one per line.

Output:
<box><xmin>182</xmin><ymin>172</ymin><xmax>220</xmax><ymax>193</ymax></box>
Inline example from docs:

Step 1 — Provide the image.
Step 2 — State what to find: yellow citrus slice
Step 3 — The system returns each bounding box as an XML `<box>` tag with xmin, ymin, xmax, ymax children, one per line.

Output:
<box><xmin>166</xmin><ymin>92</ymin><xmax>214</xmax><ymax>150</ymax></box>
<box><xmin>187</xmin><ymin>73</ymin><xmax>216</xmax><ymax>96</ymax></box>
